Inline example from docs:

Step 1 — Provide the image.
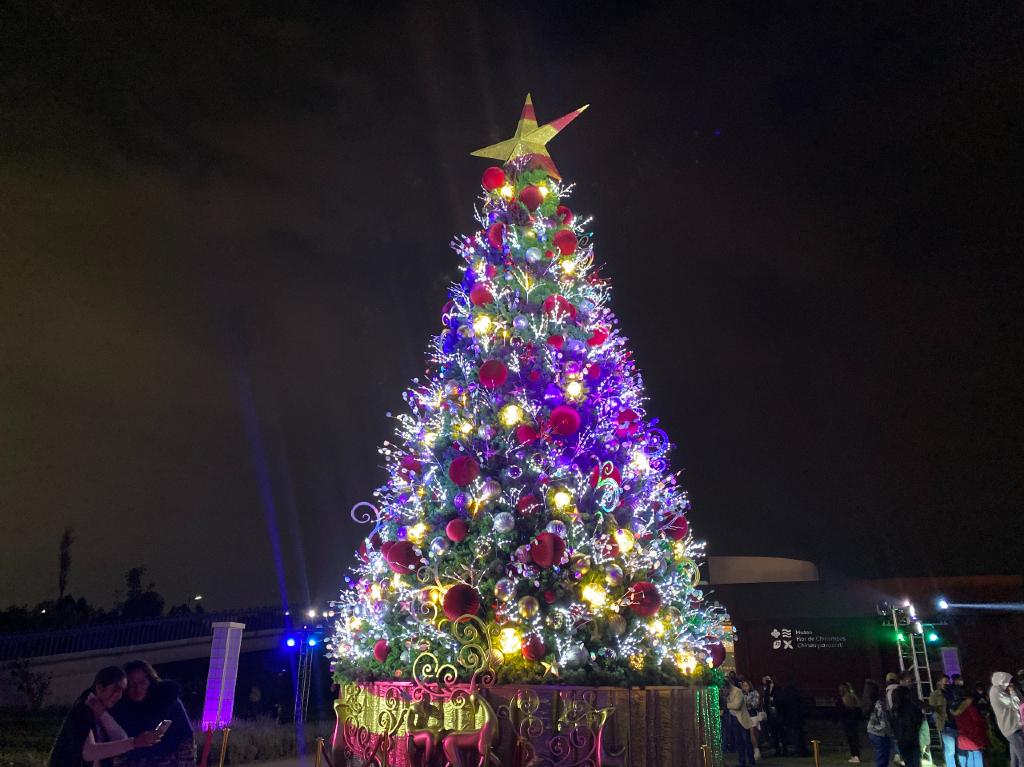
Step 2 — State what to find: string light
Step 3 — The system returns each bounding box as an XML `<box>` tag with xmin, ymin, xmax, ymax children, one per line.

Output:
<box><xmin>614</xmin><ymin>528</ymin><xmax>636</xmax><ymax>554</ymax></box>
<box><xmin>499</xmin><ymin>404</ymin><xmax>523</xmax><ymax>427</ymax></box>
<box><xmin>472</xmin><ymin>315</ymin><xmax>492</xmax><ymax>335</ymax></box>
<box><xmin>498</xmin><ymin>627</ymin><xmax>522</xmax><ymax>655</ymax></box>
<box><xmin>552</xmin><ymin>489</ymin><xmax>573</xmax><ymax>511</ymax></box>
<box><xmin>581</xmin><ymin>583</ymin><xmax>607</xmax><ymax>608</ymax></box>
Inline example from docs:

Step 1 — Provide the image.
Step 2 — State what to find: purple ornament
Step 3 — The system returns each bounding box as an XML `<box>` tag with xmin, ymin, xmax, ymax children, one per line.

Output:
<box><xmin>453</xmin><ymin>493</ymin><xmax>467</xmax><ymax>512</ymax></box>
<box><xmin>513</xmin><ymin>315</ymin><xmax>529</xmax><ymax>332</ymax></box>
<box><xmin>543</xmin><ymin>384</ymin><xmax>563</xmax><ymax>407</ymax></box>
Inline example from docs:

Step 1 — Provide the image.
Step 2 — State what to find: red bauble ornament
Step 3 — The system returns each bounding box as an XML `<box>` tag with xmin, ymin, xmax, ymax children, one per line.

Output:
<box><xmin>373</xmin><ymin>639</ymin><xmax>390</xmax><ymax>663</ymax></box>
<box><xmin>587</xmin><ymin>327</ymin><xmax>609</xmax><ymax>346</ymax></box>
<box><xmin>615</xmin><ymin>409</ymin><xmax>641</xmax><ymax>438</ymax></box>
<box><xmin>556</xmin><ymin>205</ymin><xmax>574</xmax><ymax>225</ymax></box>
<box><xmin>628</xmin><ymin>581</ymin><xmax>662</xmax><ymax>618</ymax></box>
<box><xmin>385</xmin><ymin>541</ymin><xmax>421</xmax><ymax>575</ymax></box>
<box><xmin>586</xmin><ymin>364</ymin><xmax>602</xmax><ymax>380</ymax></box>
<box><xmin>485</xmin><ymin>263</ymin><xmax>498</xmax><ymax>278</ymax></box>
<box><xmin>516</xmin><ymin>493</ymin><xmax>542</xmax><ymax>514</ymax></box>
<box><xmin>446</xmin><ymin>518</ymin><xmax>469</xmax><ymax>542</ymax></box>
<box><xmin>399</xmin><ymin>455</ymin><xmax>422</xmax><ymax>475</ymax></box>
<box><xmin>663</xmin><ymin>514</ymin><xmax>689</xmax><ymax>541</ymax></box>
<box><xmin>547</xmin><ymin>334</ymin><xmax>564</xmax><ymax>349</ymax></box>
<box><xmin>358</xmin><ymin>541</ymin><xmax>368</xmax><ymax>562</ymax></box>
<box><xmin>530</xmin><ymin>531</ymin><xmax>567</xmax><ymax>569</ymax></box>
<box><xmin>469</xmin><ymin>283</ymin><xmax>494</xmax><ymax>306</ymax></box>
<box><xmin>380</xmin><ymin>540</ymin><xmax>396</xmax><ymax>559</ymax></box>
<box><xmin>519</xmin><ymin>185</ymin><xmax>544</xmax><ymax>212</ymax></box>
<box><xmin>515</xmin><ymin>424</ymin><xmax>539</xmax><ymax>444</ymax></box>
<box><xmin>553</xmin><ymin>229</ymin><xmax>577</xmax><ymax>255</ymax></box>
<box><xmin>482</xmin><ymin>166</ymin><xmax>506</xmax><ymax>191</ymax></box>
<box><xmin>522</xmin><ymin>634</ymin><xmax>547</xmax><ymax>661</ymax></box>
<box><xmin>443</xmin><ymin>584</ymin><xmax>481</xmax><ymax>620</ymax></box>
<box><xmin>542</xmin><ymin>589</ymin><xmax>557</xmax><ymax>604</ymax></box>
<box><xmin>542</xmin><ymin>294</ymin><xmax>576</xmax><ymax>320</ymax></box>
<box><xmin>549</xmin><ymin>405</ymin><xmax>581</xmax><ymax>436</ymax></box>
<box><xmin>487</xmin><ymin>222</ymin><xmax>505</xmax><ymax>249</ymax></box>
<box><xmin>589</xmin><ymin>462</ymin><xmax>622</xmax><ymax>488</ymax></box>
<box><xmin>478</xmin><ymin>359</ymin><xmax>508</xmax><ymax>389</ymax></box>
<box><xmin>448</xmin><ymin>455</ymin><xmax>480</xmax><ymax>487</ymax></box>
<box><xmin>707</xmin><ymin>642</ymin><xmax>726</xmax><ymax>668</ymax></box>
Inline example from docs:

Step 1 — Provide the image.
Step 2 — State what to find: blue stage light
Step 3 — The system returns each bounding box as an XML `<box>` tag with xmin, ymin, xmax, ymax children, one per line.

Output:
<box><xmin>308</xmin><ymin>637</ymin><xmax>318</xmax><ymax>647</ymax></box>
<box><xmin>286</xmin><ymin>637</ymin><xmax>297</xmax><ymax>648</ymax></box>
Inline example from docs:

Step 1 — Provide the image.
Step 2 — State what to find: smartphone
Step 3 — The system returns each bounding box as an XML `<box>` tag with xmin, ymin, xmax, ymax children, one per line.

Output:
<box><xmin>155</xmin><ymin>720</ymin><xmax>173</xmax><ymax>736</ymax></box>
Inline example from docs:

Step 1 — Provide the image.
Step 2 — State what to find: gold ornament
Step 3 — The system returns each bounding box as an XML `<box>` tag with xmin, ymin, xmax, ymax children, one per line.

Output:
<box><xmin>471</xmin><ymin>94</ymin><xmax>588</xmax><ymax>181</ymax></box>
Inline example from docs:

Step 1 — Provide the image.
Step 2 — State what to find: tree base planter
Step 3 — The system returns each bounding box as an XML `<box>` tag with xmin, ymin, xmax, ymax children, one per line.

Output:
<box><xmin>333</xmin><ymin>681</ymin><xmax>721</xmax><ymax>767</ymax></box>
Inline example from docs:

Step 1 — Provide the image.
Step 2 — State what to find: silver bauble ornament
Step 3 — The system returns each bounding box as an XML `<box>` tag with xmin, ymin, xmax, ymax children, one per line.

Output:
<box><xmin>493</xmin><ymin>511</ymin><xmax>515</xmax><ymax>534</ymax></box>
<box><xmin>429</xmin><ymin>536</ymin><xmax>450</xmax><ymax>557</ymax></box>
<box><xmin>604</xmin><ymin>564</ymin><xmax>624</xmax><ymax>586</ymax></box>
<box><xmin>513</xmin><ymin>315</ymin><xmax>529</xmax><ymax>332</ymax></box>
<box><xmin>525</xmin><ymin>247</ymin><xmax>543</xmax><ymax>264</ymax></box>
<box><xmin>561</xmin><ymin>643</ymin><xmax>590</xmax><ymax>669</ymax></box>
<box><xmin>571</xmin><ymin>555</ymin><xmax>591</xmax><ymax>579</ymax></box>
<box><xmin>494</xmin><ymin>578</ymin><xmax>515</xmax><ymax>602</ymax></box>
<box><xmin>518</xmin><ymin>595</ymin><xmax>540</xmax><ymax>619</ymax></box>
<box><xmin>482</xmin><ymin>479</ymin><xmax>502</xmax><ymax>500</ymax></box>
<box><xmin>545</xmin><ymin>520</ymin><xmax>568</xmax><ymax>537</ymax></box>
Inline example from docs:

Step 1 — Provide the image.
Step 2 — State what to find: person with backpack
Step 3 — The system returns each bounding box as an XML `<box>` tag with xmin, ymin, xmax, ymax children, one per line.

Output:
<box><xmin>865</xmin><ymin>680</ymin><xmax>893</xmax><ymax>767</ymax></box>
<box><xmin>839</xmin><ymin>682</ymin><xmax>862</xmax><ymax>763</ymax></box>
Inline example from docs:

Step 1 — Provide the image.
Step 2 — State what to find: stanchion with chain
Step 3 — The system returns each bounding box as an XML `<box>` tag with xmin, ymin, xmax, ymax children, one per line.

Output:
<box><xmin>217</xmin><ymin>729</ymin><xmax>231</xmax><ymax>767</ymax></box>
<box><xmin>812</xmin><ymin>739</ymin><xmax>822</xmax><ymax>767</ymax></box>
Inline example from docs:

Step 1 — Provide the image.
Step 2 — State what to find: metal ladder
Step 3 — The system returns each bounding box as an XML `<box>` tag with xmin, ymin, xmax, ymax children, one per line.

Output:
<box><xmin>294</xmin><ymin>638</ymin><xmax>314</xmax><ymax>724</ymax></box>
<box><xmin>891</xmin><ymin>606</ymin><xmax>941</xmax><ymax>763</ymax></box>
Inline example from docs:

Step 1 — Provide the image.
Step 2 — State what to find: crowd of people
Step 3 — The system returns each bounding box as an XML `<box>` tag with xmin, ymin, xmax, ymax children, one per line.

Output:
<box><xmin>722</xmin><ymin>670</ymin><xmax>1024</xmax><ymax>767</ymax></box>
<box><xmin>48</xmin><ymin>661</ymin><xmax>195</xmax><ymax>767</ymax></box>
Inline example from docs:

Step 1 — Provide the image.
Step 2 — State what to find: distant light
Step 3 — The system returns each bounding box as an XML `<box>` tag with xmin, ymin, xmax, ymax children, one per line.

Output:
<box><xmin>937</xmin><ymin>598</ymin><xmax>949</xmax><ymax>610</ymax></box>
<box><xmin>194</xmin><ymin>594</ymin><xmax>203</xmax><ymax>601</ymax></box>
<box><xmin>307</xmin><ymin>637</ymin><xmax>318</xmax><ymax>647</ymax></box>
<box><xmin>307</xmin><ymin>608</ymin><xmax>317</xmax><ymax>619</ymax></box>
<box><xmin>286</xmin><ymin>637</ymin><xmax>297</xmax><ymax>648</ymax></box>
<box><xmin>903</xmin><ymin>599</ymin><xmax>912</xmax><ymax>608</ymax></box>
<box><xmin>40</xmin><ymin>609</ymin><xmax>46</xmax><ymax>614</ymax></box>
<box><xmin>321</xmin><ymin>611</ymin><xmax>329</xmax><ymax>618</ymax></box>
<box><xmin>927</xmin><ymin>632</ymin><xmax>940</xmax><ymax>643</ymax></box>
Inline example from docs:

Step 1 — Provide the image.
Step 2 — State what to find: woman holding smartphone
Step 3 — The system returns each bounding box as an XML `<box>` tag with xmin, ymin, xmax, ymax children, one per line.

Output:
<box><xmin>112</xmin><ymin>660</ymin><xmax>195</xmax><ymax>767</ymax></box>
<box><xmin>48</xmin><ymin>666</ymin><xmax>162</xmax><ymax>767</ymax></box>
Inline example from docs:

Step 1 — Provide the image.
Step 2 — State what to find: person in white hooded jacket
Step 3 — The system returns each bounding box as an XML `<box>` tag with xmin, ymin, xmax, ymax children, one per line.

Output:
<box><xmin>989</xmin><ymin>672</ymin><xmax>1024</xmax><ymax>767</ymax></box>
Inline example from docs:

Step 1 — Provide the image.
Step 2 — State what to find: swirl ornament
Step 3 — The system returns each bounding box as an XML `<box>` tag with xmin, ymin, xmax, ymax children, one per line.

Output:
<box><xmin>412</xmin><ymin>614</ymin><xmax>496</xmax><ymax>702</ymax></box>
<box><xmin>350</xmin><ymin>500</ymin><xmax>384</xmax><ymax>526</ymax></box>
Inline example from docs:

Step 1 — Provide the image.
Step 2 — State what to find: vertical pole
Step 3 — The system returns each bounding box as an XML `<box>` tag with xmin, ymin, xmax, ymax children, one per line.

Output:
<box><xmin>811</xmin><ymin>739</ymin><xmax>821</xmax><ymax>767</ymax></box>
<box><xmin>217</xmin><ymin>728</ymin><xmax>231</xmax><ymax>767</ymax></box>
<box><xmin>701</xmin><ymin>744</ymin><xmax>711</xmax><ymax>767</ymax></box>
<box><xmin>315</xmin><ymin>737</ymin><xmax>324</xmax><ymax>767</ymax></box>
<box><xmin>198</xmin><ymin>728</ymin><xmax>214</xmax><ymax>767</ymax></box>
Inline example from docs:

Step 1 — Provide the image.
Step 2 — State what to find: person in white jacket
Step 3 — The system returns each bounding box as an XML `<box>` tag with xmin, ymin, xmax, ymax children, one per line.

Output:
<box><xmin>989</xmin><ymin>672</ymin><xmax>1024</xmax><ymax>767</ymax></box>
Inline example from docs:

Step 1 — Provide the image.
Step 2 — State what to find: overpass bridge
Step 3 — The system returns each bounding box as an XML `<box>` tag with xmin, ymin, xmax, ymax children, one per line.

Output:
<box><xmin>0</xmin><ymin>607</ymin><xmax>297</xmax><ymax>706</ymax></box>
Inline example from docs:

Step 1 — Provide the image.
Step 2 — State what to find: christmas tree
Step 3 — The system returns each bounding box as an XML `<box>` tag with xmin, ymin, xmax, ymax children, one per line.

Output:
<box><xmin>329</xmin><ymin>96</ymin><xmax>727</xmax><ymax>688</ymax></box>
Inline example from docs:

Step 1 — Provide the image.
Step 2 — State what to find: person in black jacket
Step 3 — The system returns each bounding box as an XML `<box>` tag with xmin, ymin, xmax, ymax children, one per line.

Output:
<box><xmin>892</xmin><ymin>685</ymin><xmax>925</xmax><ymax>767</ymax></box>
<box><xmin>777</xmin><ymin>677</ymin><xmax>808</xmax><ymax>757</ymax></box>
<box><xmin>48</xmin><ymin>666</ymin><xmax>161</xmax><ymax>767</ymax></box>
<box><xmin>111</xmin><ymin>661</ymin><xmax>194</xmax><ymax>767</ymax></box>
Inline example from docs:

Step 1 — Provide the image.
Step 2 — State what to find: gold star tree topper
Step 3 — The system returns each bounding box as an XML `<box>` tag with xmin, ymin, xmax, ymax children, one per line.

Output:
<box><xmin>471</xmin><ymin>94</ymin><xmax>588</xmax><ymax>181</ymax></box>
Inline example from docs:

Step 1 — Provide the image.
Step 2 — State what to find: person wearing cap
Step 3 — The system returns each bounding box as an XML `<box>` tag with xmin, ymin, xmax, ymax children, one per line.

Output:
<box><xmin>989</xmin><ymin>672</ymin><xmax>1024</xmax><ymax>767</ymax></box>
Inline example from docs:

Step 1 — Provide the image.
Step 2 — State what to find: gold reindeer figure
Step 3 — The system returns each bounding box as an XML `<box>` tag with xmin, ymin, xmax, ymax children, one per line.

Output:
<box><xmin>407</xmin><ymin>699</ymin><xmax>443</xmax><ymax>767</ymax></box>
<box><xmin>441</xmin><ymin>692</ymin><xmax>500</xmax><ymax>767</ymax></box>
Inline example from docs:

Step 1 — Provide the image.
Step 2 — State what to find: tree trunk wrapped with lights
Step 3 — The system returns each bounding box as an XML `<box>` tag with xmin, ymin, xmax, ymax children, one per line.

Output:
<box><xmin>329</xmin><ymin>95</ymin><xmax>728</xmax><ymax>766</ymax></box>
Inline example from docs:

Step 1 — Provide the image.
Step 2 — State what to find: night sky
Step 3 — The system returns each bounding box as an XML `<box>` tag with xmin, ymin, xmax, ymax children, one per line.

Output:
<box><xmin>2</xmin><ymin>2</ymin><xmax>1022</xmax><ymax>612</ymax></box>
